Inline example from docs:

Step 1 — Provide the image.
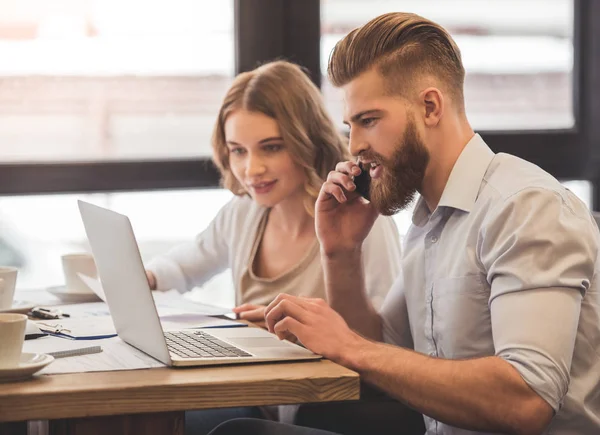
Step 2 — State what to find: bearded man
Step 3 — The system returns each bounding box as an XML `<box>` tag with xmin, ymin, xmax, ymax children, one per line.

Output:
<box><xmin>210</xmin><ymin>12</ymin><xmax>600</xmax><ymax>435</ymax></box>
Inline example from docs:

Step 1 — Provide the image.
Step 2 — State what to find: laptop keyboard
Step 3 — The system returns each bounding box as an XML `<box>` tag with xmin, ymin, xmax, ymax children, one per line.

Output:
<box><xmin>165</xmin><ymin>330</ymin><xmax>253</xmax><ymax>359</ymax></box>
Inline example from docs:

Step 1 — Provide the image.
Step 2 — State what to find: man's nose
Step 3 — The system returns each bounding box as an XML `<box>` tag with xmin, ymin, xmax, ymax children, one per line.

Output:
<box><xmin>348</xmin><ymin>129</ymin><xmax>367</xmax><ymax>157</ymax></box>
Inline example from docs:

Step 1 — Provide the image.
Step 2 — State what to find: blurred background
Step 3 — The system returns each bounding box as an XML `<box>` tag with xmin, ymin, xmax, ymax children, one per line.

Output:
<box><xmin>0</xmin><ymin>0</ymin><xmax>597</xmax><ymax>308</ymax></box>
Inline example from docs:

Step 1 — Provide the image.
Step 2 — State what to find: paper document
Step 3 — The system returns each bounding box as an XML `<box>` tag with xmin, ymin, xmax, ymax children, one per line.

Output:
<box><xmin>35</xmin><ymin>312</ymin><xmax>244</xmax><ymax>340</ymax></box>
<box><xmin>77</xmin><ymin>273</ymin><xmax>106</xmax><ymax>301</ymax></box>
<box><xmin>78</xmin><ymin>273</ymin><xmax>232</xmax><ymax>316</ymax></box>
<box><xmin>53</xmin><ymin>302</ymin><xmax>111</xmax><ymax>318</ymax></box>
<box><xmin>35</xmin><ymin>316</ymin><xmax>117</xmax><ymax>340</ymax></box>
<box><xmin>23</xmin><ymin>335</ymin><xmax>165</xmax><ymax>374</ymax></box>
<box><xmin>159</xmin><ymin>313</ymin><xmax>245</xmax><ymax>330</ymax></box>
<box><xmin>153</xmin><ymin>290</ymin><xmax>233</xmax><ymax>316</ymax></box>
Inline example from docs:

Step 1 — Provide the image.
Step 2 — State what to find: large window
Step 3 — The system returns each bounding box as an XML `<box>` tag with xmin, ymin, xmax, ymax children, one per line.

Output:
<box><xmin>321</xmin><ymin>0</ymin><xmax>575</xmax><ymax>131</ymax></box>
<box><xmin>1</xmin><ymin>189</ymin><xmax>235</xmax><ymax>306</ymax></box>
<box><xmin>3</xmin><ymin>0</ymin><xmax>600</xmax><ymax>306</ymax></box>
<box><xmin>0</xmin><ymin>0</ymin><xmax>234</xmax><ymax>162</ymax></box>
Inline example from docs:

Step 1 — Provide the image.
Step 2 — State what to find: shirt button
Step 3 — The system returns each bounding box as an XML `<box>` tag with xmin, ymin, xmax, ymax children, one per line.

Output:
<box><xmin>431</xmin><ymin>236</ymin><xmax>438</xmax><ymax>243</ymax></box>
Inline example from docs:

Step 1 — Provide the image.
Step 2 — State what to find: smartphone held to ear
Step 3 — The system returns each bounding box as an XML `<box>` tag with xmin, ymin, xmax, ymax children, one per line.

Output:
<box><xmin>354</xmin><ymin>162</ymin><xmax>371</xmax><ymax>201</ymax></box>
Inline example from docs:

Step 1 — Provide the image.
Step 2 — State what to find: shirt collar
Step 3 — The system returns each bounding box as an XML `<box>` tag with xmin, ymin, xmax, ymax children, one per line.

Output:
<box><xmin>412</xmin><ymin>133</ymin><xmax>495</xmax><ymax>225</ymax></box>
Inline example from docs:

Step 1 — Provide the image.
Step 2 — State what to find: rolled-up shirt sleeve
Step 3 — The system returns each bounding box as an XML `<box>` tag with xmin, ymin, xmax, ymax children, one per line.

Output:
<box><xmin>479</xmin><ymin>187</ymin><xmax>597</xmax><ymax>412</ymax></box>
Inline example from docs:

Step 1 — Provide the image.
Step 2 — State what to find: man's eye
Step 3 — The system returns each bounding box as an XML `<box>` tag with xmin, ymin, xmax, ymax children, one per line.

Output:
<box><xmin>361</xmin><ymin>118</ymin><xmax>376</xmax><ymax>127</ymax></box>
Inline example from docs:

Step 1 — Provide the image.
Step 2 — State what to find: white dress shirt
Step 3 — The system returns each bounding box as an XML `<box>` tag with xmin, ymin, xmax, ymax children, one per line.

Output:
<box><xmin>381</xmin><ymin>134</ymin><xmax>600</xmax><ymax>434</ymax></box>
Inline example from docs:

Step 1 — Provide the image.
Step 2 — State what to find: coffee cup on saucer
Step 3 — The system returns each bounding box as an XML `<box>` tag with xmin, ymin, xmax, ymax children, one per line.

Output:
<box><xmin>0</xmin><ymin>313</ymin><xmax>26</xmax><ymax>368</ymax></box>
<box><xmin>62</xmin><ymin>253</ymin><xmax>97</xmax><ymax>293</ymax></box>
<box><xmin>0</xmin><ymin>313</ymin><xmax>54</xmax><ymax>382</ymax></box>
<box><xmin>0</xmin><ymin>267</ymin><xmax>18</xmax><ymax>311</ymax></box>
<box><xmin>45</xmin><ymin>254</ymin><xmax>100</xmax><ymax>303</ymax></box>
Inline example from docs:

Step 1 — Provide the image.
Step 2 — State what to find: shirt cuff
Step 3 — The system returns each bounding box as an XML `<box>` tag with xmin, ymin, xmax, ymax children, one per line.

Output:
<box><xmin>146</xmin><ymin>258</ymin><xmax>189</xmax><ymax>294</ymax></box>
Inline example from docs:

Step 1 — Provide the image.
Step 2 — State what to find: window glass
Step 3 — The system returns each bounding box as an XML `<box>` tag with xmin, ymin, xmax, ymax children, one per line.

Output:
<box><xmin>0</xmin><ymin>0</ymin><xmax>234</xmax><ymax>162</ymax></box>
<box><xmin>322</xmin><ymin>0</ymin><xmax>574</xmax><ymax>131</ymax></box>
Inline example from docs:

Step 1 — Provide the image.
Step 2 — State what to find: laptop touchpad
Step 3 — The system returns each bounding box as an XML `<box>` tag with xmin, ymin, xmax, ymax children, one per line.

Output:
<box><xmin>230</xmin><ymin>338</ymin><xmax>292</xmax><ymax>348</ymax></box>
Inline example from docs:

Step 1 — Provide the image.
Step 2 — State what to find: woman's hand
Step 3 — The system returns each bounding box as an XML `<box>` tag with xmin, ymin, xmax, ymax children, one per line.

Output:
<box><xmin>233</xmin><ymin>303</ymin><xmax>268</xmax><ymax>328</ymax></box>
<box><xmin>146</xmin><ymin>270</ymin><xmax>157</xmax><ymax>290</ymax></box>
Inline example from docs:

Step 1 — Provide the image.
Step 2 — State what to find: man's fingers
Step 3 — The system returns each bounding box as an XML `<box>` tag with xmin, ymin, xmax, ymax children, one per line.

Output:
<box><xmin>265</xmin><ymin>299</ymin><xmax>310</xmax><ymax>333</ymax></box>
<box><xmin>265</xmin><ymin>294</ymin><xmax>296</xmax><ymax>318</ymax></box>
<box><xmin>334</xmin><ymin>161</ymin><xmax>361</xmax><ymax>176</ymax></box>
<box><xmin>326</xmin><ymin>170</ymin><xmax>356</xmax><ymax>192</ymax></box>
<box><xmin>321</xmin><ymin>181</ymin><xmax>348</xmax><ymax>203</ymax></box>
<box><xmin>273</xmin><ymin>316</ymin><xmax>305</xmax><ymax>341</ymax></box>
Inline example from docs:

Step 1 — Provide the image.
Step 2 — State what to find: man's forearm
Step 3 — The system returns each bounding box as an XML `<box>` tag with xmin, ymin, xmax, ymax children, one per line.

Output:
<box><xmin>322</xmin><ymin>249</ymin><xmax>382</xmax><ymax>340</ymax></box>
<box><xmin>340</xmin><ymin>340</ymin><xmax>553</xmax><ymax>435</ymax></box>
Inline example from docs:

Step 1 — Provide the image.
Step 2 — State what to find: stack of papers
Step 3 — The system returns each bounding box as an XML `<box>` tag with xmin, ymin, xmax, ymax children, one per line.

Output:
<box><xmin>23</xmin><ymin>336</ymin><xmax>165</xmax><ymax>374</ymax></box>
<box><xmin>35</xmin><ymin>313</ymin><xmax>244</xmax><ymax>340</ymax></box>
<box><xmin>77</xmin><ymin>273</ymin><xmax>233</xmax><ymax>316</ymax></box>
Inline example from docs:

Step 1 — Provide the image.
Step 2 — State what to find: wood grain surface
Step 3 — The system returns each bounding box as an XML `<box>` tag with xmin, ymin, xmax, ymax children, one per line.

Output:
<box><xmin>0</xmin><ymin>360</ymin><xmax>359</xmax><ymax>423</ymax></box>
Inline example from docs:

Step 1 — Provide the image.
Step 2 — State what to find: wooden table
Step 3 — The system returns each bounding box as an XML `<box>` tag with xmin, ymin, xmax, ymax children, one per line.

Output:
<box><xmin>0</xmin><ymin>359</ymin><xmax>359</xmax><ymax>435</ymax></box>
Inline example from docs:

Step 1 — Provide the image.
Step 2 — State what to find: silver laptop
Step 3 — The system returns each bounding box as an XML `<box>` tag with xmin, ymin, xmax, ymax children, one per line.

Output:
<box><xmin>77</xmin><ymin>200</ymin><xmax>321</xmax><ymax>367</ymax></box>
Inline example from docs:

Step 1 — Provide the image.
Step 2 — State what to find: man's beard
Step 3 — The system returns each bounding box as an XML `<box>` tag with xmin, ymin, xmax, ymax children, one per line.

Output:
<box><xmin>368</xmin><ymin>119</ymin><xmax>430</xmax><ymax>216</ymax></box>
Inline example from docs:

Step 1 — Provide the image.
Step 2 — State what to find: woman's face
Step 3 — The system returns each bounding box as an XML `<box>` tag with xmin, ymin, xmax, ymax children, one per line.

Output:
<box><xmin>225</xmin><ymin>109</ymin><xmax>307</xmax><ymax>208</ymax></box>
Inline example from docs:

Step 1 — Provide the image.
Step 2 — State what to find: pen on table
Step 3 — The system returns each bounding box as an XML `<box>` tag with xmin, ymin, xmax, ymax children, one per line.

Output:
<box><xmin>30</xmin><ymin>307</ymin><xmax>70</xmax><ymax>319</ymax></box>
<box><xmin>39</xmin><ymin>307</ymin><xmax>70</xmax><ymax>318</ymax></box>
<box><xmin>47</xmin><ymin>346</ymin><xmax>103</xmax><ymax>359</ymax></box>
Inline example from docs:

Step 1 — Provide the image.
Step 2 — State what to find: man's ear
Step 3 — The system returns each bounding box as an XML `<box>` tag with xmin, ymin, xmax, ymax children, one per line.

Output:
<box><xmin>421</xmin><ymin>87</ymin><xmax>443</xmax><ymax>127</ymax></box>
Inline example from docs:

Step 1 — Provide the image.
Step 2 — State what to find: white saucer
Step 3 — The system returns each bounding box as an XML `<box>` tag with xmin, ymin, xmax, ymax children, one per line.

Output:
<box><xmin>46</xmin><ymin>285</ymin><xmax>101</xmax><ymax>303</ymax></box>
<box><xmin>0</xmin><ymin>300</ymin><xmax>36</xmax><ymax>314</ymax></box>
<box><xmin>0</xmin><ymin>353</ymin><xmax>54</xmax><ymax>383</ymax></box>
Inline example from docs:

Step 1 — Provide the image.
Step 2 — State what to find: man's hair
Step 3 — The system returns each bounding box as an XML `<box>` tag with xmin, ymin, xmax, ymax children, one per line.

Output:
<box><xmin>212</xmin><ymin>60</ymin><xmax>349</xmax><ymax>215</ymax></box>
<box><xmin>328</xmin><ymin>12</ymin><xmax>465</xmax><ymax>111</ymax></box>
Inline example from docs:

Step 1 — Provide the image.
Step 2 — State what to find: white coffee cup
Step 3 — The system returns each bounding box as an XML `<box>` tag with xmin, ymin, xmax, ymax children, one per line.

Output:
<box><xmin>62</xmin><ymin>253</ymin><xmax>97</xmax><ymax>293</ymax></box>
<box><xmin>0</xmin><ymin>267</ymin><xmax>18</xmax><ymax>310</ymax></box>
<box><xmin>0</xmin><ymin>313</ymin><xmax>27</xmax><ymax>368</ymax></box>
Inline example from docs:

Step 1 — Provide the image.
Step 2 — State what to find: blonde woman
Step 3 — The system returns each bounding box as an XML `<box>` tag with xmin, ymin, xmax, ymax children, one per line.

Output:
<box><xmin>145</xmin><ymin>61</ymin><xmax>401</xmax><ymax>326</ymax></box>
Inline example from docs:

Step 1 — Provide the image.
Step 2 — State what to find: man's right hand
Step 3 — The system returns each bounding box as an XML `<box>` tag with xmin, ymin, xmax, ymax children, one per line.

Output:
<box><xmin>316</xmin><ymin>161</ymin><xmax>379</xmax><ymax>257</ymax></box>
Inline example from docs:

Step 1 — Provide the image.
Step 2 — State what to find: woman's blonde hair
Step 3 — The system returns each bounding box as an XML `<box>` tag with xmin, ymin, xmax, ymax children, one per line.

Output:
<box><xmin>212</xmin><ymin>60</ymin><xmax>349</xmax><ymax>214</ymax></box>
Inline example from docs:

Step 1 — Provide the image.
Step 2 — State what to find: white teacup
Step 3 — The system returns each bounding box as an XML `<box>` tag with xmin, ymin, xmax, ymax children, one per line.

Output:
<box><xmin>0</xmin><ymin>267</ymin><xmax>18</xmax><ymax>310</ymax></box>
<box><xmin>62</xmin><ymin>253</ymin><xmax>97</xmax><ymax>293</ymax></box>
<box><xmin>0</xmin><ymin>313</ymin><xmax>27</xmax><ymax>368</ymax></box>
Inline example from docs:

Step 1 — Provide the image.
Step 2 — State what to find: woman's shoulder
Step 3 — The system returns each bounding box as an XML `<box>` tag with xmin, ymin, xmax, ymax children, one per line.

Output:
<box><xmin>369</xmin><ymin>215</ymin><xmax>401</xmax><ymax>241</ymax></box>
<box><xmin>363</xmin><ymin>215</ymin><xmax>402</xmax><ymax>258</ymax></box>
<box><xmin>216</xmin><ymin>195</ymin><xmax>267</xmax><ymax>228</ymax></box>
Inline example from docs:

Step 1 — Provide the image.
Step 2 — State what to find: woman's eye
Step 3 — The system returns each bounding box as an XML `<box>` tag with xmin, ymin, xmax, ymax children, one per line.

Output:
<box><xmin>264</xmin><ymin>144</ymin><xmax>282</xmax><ymax>152</ymax></box>
<box><xmin>230</xmin><ymin>148</ymin><xmax>246</xmax><ymax>155</ymax></box>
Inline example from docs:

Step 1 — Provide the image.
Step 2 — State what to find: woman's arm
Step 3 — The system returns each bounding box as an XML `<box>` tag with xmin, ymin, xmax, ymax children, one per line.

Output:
<box><xmin>145</xmin><ymin>197</ymin><xmax>246</xmax><ymax>293</ymax></box>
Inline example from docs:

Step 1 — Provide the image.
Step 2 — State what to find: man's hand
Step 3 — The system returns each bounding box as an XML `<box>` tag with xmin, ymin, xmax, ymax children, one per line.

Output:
<box><xmin>264</xmin><ymin>294</ymin><xmax>366</xmax><ymax>362</ymax></box>
<box><xmin>316</xmin><ymin>161</ymin><xmax>379</xmax><ymax>256</ymax></box>
<box><xmin>233</xmin><ymin>303</ymin><xmax>267</xmax><ymax>328</ymax></box>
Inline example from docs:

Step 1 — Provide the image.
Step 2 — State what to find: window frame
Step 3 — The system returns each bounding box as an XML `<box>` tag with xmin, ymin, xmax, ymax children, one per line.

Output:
<box><xmin>0</xmin><ymin>0</ymin><xmax>598</xmax><ymax>199</ymax></box>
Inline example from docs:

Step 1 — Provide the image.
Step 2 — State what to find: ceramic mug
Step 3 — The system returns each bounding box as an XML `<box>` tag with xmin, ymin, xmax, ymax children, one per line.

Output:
<box><xmin>0</xmin><ymin>313</ymin><xmax>27</xmax><ymax>368</ymax></box>
<box><xmin>0</xmin><ymin>267</ymin><xmax>18</xmax><ymax>310</ymax></box>
<box><xmin>62</xmin><ymin>253</ymin><xmax>97</xmax><ymax>293</ymax></box>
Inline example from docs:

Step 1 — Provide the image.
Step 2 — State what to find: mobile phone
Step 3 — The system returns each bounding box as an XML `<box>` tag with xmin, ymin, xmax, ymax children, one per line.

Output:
<box><xmin>353</xmin><ymin>162</ymin><xmax>371</xmax><ymax>201</ymax></box>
